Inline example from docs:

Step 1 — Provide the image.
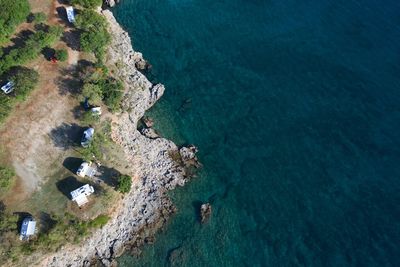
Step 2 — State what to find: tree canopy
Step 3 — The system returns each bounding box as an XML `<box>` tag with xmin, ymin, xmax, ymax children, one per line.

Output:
<box><xmin>75</xmin><ymin>9</ymin><xmax>108</xmax><ymax>31</ymax></box>
<box><xmin>71</xmin><ymin>0</ymin><xmax>102</xmax><ymax>9</ymax></box>
<box><xmin>0</xmin><ymin>0</ymin><xmax>30</xmax><ymax>43</ymax></box>
<box><xmin>75</xmin><ymin>10</ymin><xmax>110</xmax><ymax>61</ymax></box>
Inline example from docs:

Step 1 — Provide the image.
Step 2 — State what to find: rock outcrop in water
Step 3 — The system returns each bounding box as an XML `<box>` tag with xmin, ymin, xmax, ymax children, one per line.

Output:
<box><xmin>39</xmin><ymin>10</ymin><xmax>197</xmax><ymax>267</ymax></box>
<box><xmin>200</xmin><ymin>203</ymin><xmax>212</xmax><ymax>224</ymax></box>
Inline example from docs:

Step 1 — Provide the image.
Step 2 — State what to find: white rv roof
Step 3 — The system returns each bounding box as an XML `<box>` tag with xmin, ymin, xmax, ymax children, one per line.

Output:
<box><xmin>66</xmin><ymin>6</ymin><xmax>75</xmax><ymax>23</ymax></box>
<box><xmin>71</xmin><ymin>184</ymin><xmax>94</xmax><ymax>200</ymax></box>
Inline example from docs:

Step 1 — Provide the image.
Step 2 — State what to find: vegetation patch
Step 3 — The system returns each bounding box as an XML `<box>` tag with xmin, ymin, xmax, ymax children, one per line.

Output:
<box><xmin>0</xmin><ymin>67</ymin><xmax>39</xmax><ymax>122</ymax></box>
<box><xmin>75</xmin><ymin>9</ymin><xmax>111</xmax><ymax>61</ymax></box>
<box><xmin>72</xmin><ymin>0</ymin><xmax>102</xmax><ymax>9</ymax></box>
<box><xmin>0</xmin><ymin>0</ymin><xmax>30</xmax><ymax>44</ymax></box>
<box><xmin>54</xmin><ymin>49</ymin><xmax>68</xmax><ymax>62</ymax></box>
<box><xmin>32</xmin><ymin>12</ymin><xmax>47</xmax><ymax>24</ymax></box>
<box><xmin>0</xmin><ymin>165</ymin><xmax>15</xmax><ymax>192</ymax></box>
<box><xmin>0</xmin><ymin>25</ymin><xmax>63</xmax><ymax>75</ymax></box>
<box><xmin>80</xmin><ymin>64</ymin><xmax>124</xmax><ymax>112</ymax></box>
<box><xmin>117</xmin><ymin>174</ymin><xmax>132</xmax><ymax>194</ymax></box>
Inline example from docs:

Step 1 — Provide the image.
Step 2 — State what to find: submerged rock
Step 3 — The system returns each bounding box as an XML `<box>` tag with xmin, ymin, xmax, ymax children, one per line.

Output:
<box><xmin>179</xmin><ymin>145</ymin><xmax>201</xmax><ymax>168</ymax></box>
<box><xmin>200</xmin><ymin>203</ymin><xmax>212</xmax><ymax>224</ymax></box>
<box><xmin>142</xmin><ymin>117</ymin><xmax>154</xmax><ymax>128</ymax></box>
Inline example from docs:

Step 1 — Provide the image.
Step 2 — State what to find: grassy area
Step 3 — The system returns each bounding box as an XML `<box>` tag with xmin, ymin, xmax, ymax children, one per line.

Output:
<box><xmin>0</xmin><ymin>0</ymin><xmax>134</xmax><ymax>264</ymax></box>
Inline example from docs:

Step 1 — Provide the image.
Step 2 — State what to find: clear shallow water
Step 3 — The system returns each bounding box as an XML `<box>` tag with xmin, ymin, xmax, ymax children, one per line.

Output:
<box><xmin>113</xmin><ymin>0</ymin><xmax>400</xmax><ymax>266</ymax></box>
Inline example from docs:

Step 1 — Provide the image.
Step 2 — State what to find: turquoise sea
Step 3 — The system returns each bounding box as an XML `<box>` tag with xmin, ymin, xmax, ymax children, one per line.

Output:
<box><xmin>114</xmin><ymin>0</ymin><xmax>400</xmax><ymax>266</ymax></box>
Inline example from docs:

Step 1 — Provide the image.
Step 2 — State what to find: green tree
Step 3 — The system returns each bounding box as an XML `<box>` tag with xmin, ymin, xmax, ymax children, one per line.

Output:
<box><xmin>55</xmin><ymin>49</ymin><xmax>68</xmax><ymax>61</ymax></box>
<box><xmin>75</xmin><ymin>9</ymin><xmax>108</xmax><ymax>31</ymax></box>
<box><xmin>0</xmin><ymin>26</ymin><xmax>63</xmax><ymax>75</ymax></box>
<box><xmin>9</xmin><ymin>67</ymin><xmax>39</xmax><ymax>101</ymax></box>
<box><xmin>117</xmin><ymin>175</ymin><xmax>131</xmax><ymax>193</ymax></box>
<box><xmin>71</xmin><ymin>0</ymin><xmax>102</xmax><ymax>9</ymax></box>
<box><xmin>0</xmin><ymin>0</ymin><xmax>30</xmax><ymax>43</ymax></box>
<box><xmin>99</xmin><ymin>78</ymin><xmax>123</xmax><ymax>112</ymax></box>
<box><xmin>80</xmin><ymin>29</ymin><xmax>111</xmax><ymax>60</ymax></box>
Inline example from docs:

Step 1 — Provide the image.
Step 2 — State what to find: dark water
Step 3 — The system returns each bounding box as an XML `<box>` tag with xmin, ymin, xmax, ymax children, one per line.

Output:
<box><xmin>113</xmin><ymin>0</ymin><xmax>400</xmax><ymax>266</ymax></box>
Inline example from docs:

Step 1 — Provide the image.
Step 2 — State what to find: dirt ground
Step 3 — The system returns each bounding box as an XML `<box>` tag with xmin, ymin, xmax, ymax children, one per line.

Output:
<box><xmin>0</xmin><ymin>0</ymin><xmax>83</xmax><ymax>207</ymax></box>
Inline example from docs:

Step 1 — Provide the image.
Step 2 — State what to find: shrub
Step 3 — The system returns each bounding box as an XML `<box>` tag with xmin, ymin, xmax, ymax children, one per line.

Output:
<box><xmin>0</xmin><ymin>0</ymin><xmax>30</xmax><ymax>44</ymax></box>
<box><xmin>71</xmin><ymin>0</ymin><xmax>102</xmax><ymax>9</ymax></box>
<box><xmin>32</xmin><ymin>12</ymin><xmax>47</xmax><ymax>23</ymax></box>
<box><xmin>54</xmin><ymin>49</ymin><xmax>68</xmax><ymax>61</ymax></box>
<box><xmin>117</xmin><ymin>174</ymin><xmax>131</xmax><ymax>193</ymax></box>
<box><xmin>88</xmin><ymin>214</ymin><xmax>109</xmax><ymax>228</ymax></box>
<box><xmin>0</xmin><ymin>165</ymin><xmax>15</xmax><ymax>190</ymax></box>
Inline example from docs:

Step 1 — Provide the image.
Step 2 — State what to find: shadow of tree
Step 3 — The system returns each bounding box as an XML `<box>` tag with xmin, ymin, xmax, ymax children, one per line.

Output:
<box><xmin>62</xmin><ymin>29</ymin><xmax>81</xmax><ymax>51</ymax></box>
<box><xmin>56</xmin><ymin>67</ymin><xmax>82</xmax><ymax>95</ymax></box>
<box><xmin>38</xmin><ymin>212</ymin><xmax>58</xmax><ymax>234</ymax></box>
<box><xmin>56</xmin><ymin>176</ymin><xmax>86</xmax><ymax>199</ymax></box>
<box><xmin>97</xmin><ymin>166</ymin><xmax>120</xmax><ymax>188</ymax></box>
<box><xmin>1</xmin><ymin>30</ymin><xmax>35</xmax><ymax>55</ymax></box>
<box><xmin>42</xmin><ymin>47</ymin><xmax>56</xmax><ymax>61</ymax></box>
<box><xmin>48</xmin><ymin>123</ymin><xmax>85</xmax><ymax>150</ymax></box>
<box><xmin>63</xmin><ymin>157</ymin><xmax>83</xmax><ymax>174</ymax></box>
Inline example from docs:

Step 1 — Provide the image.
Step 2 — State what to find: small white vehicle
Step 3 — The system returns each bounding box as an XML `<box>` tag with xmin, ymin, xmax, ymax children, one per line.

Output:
<box><xmin>81</xmin><ymin>128</ymin><xmax>94</xmax><ymax>147</ymax></box>
<box><xmin>1</xmin><ymin>81</ymin><xmax>14</xmax><ymax>94</ymax></box>
<box><xmin>91</xmin><ymin>107</ymin><xmax>102</xmax><ymax>116</ymax></box>
<box><xmin>76</xmin><ymin>161</ymin><xmax>96</xmax><ymax>178</ymax></box>
<box><xmin>66</xmin><ymin>6</ymin><xmax>75</xmax><ymax>23</ymax></box>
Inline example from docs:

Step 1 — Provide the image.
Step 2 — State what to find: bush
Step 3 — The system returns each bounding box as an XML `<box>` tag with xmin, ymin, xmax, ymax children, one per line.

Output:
<box><xmin>54</xmin><ymin>49</ymin><xmax>68</xmax><ymax>61</ymax></box>
<box><xmin>71</xmin><ymin>0</ymin><xmax>102</xmax><ymax>9</ymax></box>
<box><xmin>0</xmin><ymin>0</ymin><xmax>30</xmax><ymax>44</ymax></box>
<box><xmin>117</xmin><ymin>175</ymin><xmax>131</xmax><ymax>193</ymax></box>
<box><xmin>32</xmin><ymin>12</ymin><xmax>47</xmax><ymax>23</ymax></box>
<box><xmin>0</xmin><ymin>166</ymin><xmax>15</xmax><ymax>190</ymax></box>
<box><xmin>88</xmin><ymin>214</ymin><xmax>109</xmax><ymax>228</ymax></box>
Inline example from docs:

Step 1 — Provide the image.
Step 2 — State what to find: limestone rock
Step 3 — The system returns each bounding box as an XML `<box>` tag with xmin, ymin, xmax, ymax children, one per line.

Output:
<box><xmin>179</xmin><ymin>145</ymin><xmax>201</xmax><ymax>168</ymax></box>
<box><xmin>141</xmin><ymin>128</ymin><xmax>159</xmax><ymax>139</ymax></box>
<box><xmin>200</xmin><ymin>203</ymin><xmax>212</xmax><ymax>224</ymax></box>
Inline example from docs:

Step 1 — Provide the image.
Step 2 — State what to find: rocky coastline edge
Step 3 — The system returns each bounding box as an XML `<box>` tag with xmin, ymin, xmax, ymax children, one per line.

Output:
<box><xmin>38</xmin><ymin>9</ymin><xmax>199</xmax><ymax>267</ymax></box>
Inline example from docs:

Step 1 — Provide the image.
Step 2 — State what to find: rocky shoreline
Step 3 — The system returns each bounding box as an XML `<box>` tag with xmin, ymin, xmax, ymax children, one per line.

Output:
<box><xmin>39</xmin><ymin>9</ymin><xmax>198</xmax><ymax>267</ymax></box>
